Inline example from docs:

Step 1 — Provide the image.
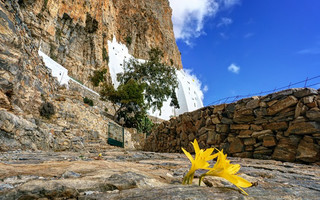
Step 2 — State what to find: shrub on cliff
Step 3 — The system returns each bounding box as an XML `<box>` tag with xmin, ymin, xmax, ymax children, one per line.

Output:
<box><xmin>126</xmin><ymin>36</ymin><xmax>132</xmax><ymax>46</ymax></box>
<box><xmin>90</xmin><ymin>68</ymin><xmax>108</xmax><ymax>87</ymax></box>
<box><xmin>83</xmin><ymin>97</ymin><xmax>94</xmax><ymax>106</ymax></box>
<box><xmin>39</xmin><ymin>102</ymin><xmax>55</xmax><ymax>119</ymax></box>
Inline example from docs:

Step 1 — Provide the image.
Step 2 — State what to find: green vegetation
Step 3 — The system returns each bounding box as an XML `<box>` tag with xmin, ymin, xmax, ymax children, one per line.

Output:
<box><xmin>83</xmin><ymin>97</ymin><xmax>94</xmax><ymax>106</ymax></box>
<box><xmin>40</xmin><ymin>102</ymin><xmax>55</xmax><ymax>119</ymax></box>
<box><xmin>138</xmin><ymin>116</ymin><xmax>154</xmax><ymax>134</ymax></box>
<box><xmin>117</xmin><ymin>47</ymin><xmax>180</xmax><ymax>113</ymax></box>
<box><xmin>170</xmin><ymin>58</ymin><xmax>174</xmax><ymax>66</ymax></box>
<box><xmin>49</xmin><ymin>43</ymin><xmax>57</xmax><ymax>61</ymax></box>
<box><xmin>102</xmin><ymin>47</ymin><xmax>109</xmax><ymax>63</ymax></box>
<box><xmin>55</xmin><ymin>28</ymin><xmax>62</xmax><ymax>40</ymax></box>
<box><xmin>101</xmin><ymin>79</ymin><xmax>145</xmax><ymax>128</ymax></box>
<box><xmin>90</xmin><ymin>68</ymin><xmax>108</xmax><ymax>87</ymax></box>
<box><xmin>41</xmin><ymin>0</ymin><xmax>48</xmax><ymax>12</ymax></box>
<box><xmin>100</xmin><ymin>48</ymin><xmax>179</xmax><ymax>133</ymax></box>
<box><xmin>125</xmin><ymin>36</ymin><xmax>132</xmax><ymax>46</ymax></box>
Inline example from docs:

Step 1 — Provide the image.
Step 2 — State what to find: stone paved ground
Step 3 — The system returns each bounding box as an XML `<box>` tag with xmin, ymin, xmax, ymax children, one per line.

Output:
<box><xmin>0</xmin><ymin>149</ymin><xmax>319</xmax><ymax>199</ymax></box>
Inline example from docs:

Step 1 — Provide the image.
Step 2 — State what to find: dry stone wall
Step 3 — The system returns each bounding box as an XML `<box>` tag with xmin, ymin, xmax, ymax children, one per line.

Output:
<box><xmin>144</xmin><ymin>88</ymin><xmax>320</xmax><ymax>164</ymax></box>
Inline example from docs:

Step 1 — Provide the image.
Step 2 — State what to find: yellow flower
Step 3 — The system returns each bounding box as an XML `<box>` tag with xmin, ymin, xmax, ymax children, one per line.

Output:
<box><xmin>182</xmin><ymin>139</ymin><xmax>218</xmax><ymax>184</ymax></box>
<box><xmin>199</xmin><ymin>149</ymin><xmax>252</xmax><ymax>195</ymax></box>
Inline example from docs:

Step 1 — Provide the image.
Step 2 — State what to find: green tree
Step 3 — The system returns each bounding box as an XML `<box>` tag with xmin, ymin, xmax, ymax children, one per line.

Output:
<box><xmin>90</xmin><ymin>68</ymin><xmax>108</xmax><ymax>87</ymax></box>
<box><xmin>100</xmin><ymin>48</ymin><xmax>179</xmax><ymax>132</ymax></box>
<box><xmin>100</xmin><ymin>79</ymin><xmax>145</xmax><ymax>128</ymax></box>
<box><xmin>117</xmin><ymin>48</ymin><xmax>180</xmax><ymax>113</ymax></box>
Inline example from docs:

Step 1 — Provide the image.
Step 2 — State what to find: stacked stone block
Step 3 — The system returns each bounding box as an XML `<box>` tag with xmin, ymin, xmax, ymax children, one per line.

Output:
<box><xmin>144</xmin><ymin>88</ymin><xmax>320</xmax><ymax>163</ymax></box>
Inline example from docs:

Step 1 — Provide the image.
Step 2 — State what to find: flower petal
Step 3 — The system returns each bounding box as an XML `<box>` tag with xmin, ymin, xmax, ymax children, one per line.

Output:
<box><xmin>207</xmin><ymin>152</ymin><xmax>219</xmax><ymax>161</ymax></box>
<box><xmin>192</xmin><ymin>139</ymin><xmax>200</xmax><ymax>155</ymax></box>
<box><xmin>219</xmin><ymin>172</ymin><xmax>239</xmax><ymax>185</ymax></box>
<box><xmin>233</xmin><ymin>176</ymin><xmax>252</xmax><ymax>188</ymax></box>
<box><xmin>227</xmin><ymin>164</ymin><xmax>240</xmax><ymax>175</ymax></box>
<box><xmin>202</xmin><ymin>149</ymin><xmax>252</xmax><ymax>195</ymax></box>
<box><xmin>182</xmin><ymin>147</ymin><xmax>194</xmax><ymax>163</ymax></box>
<box><xmin>203</xmin><ymin>148</ymin><xmax>214</xmax><ymax>158</ymax></box>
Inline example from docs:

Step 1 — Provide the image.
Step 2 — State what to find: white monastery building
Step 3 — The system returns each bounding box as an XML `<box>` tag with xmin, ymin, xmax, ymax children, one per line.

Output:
<box><xmin>108</xmin><ymin>38</ymin><xmax>203</xmax><ymax>120</ymax></box>
<box><xmin>39</xmin><ymin>37</ymin><xmax>204</xmax><ymax>120</ymax></box>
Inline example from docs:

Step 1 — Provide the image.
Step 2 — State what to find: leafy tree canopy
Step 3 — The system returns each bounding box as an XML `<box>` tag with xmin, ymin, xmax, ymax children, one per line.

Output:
<box><xmin>117</xmin><ymin>48</ymin><xmax>180</xmax><ymax>113</ymax></box>
<box><xmin>100</xmin><ymin>48</ymin><xmax>179</xmax><ymax>132</ymax></box>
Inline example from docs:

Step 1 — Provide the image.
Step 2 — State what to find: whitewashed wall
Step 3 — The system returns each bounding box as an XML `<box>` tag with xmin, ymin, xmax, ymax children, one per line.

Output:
<box><xmin>38</xmin><ymin>50</ymin><xmax>70</xmax><ymax>86</ymax></box>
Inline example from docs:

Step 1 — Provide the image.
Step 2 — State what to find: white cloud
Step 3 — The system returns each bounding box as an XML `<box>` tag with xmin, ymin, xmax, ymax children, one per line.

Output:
<box><xmin>219</xmin><ymin>32</ymin><xmax>229</xmax><ymax>39</ymax></box>
<box><xmin>169</xmin><ymin>0</ymin><xmax>240</xmax><ymax>44</ymax></box>
<box><xmin>244</xmin><ymin>32</ymin><xmax>254</xmax><ymax>39</ymax></box>
<box><xmin>228</xmin><ymin>63</ymin><xmax>240</xmax><ymax>74</ymax></box>
<box><xmin>217</xmin><ymin>17</ymin><xmax>233</xmax><ymax>27</ymax></box>
<box><xmin>221</xmin><ymin>0</ymin><xmax>241</xmax><ymax>8</ymax></box>
<box><xmin>203</xmin><ymin>85</ymin><xmax>209</xmax><ymax>93</ymax></box>
<box><xmin>297</xmin><ymin>48</ymin><xmax>320</xmax><ymax>55</ymax></box>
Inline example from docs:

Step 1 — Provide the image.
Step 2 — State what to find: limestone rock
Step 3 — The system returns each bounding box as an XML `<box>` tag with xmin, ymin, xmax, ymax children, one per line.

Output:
<box><xmin>263</xmin><ymin>136</ymin><xmax>277</xmax><ymax>147</ymax></box>
<box><xmin>246</xmin><ymin>98</ymin><xmax>260</xmax><ymax>109</ymax></box>
<box><xmin>252</xmin><ymin>130</ymin><xmax>273</xmax><ymax>139</ymax></box>
<box><xmin>1</xmin><ymin>150</ymin><xmax>320</xmax><ymax>199</ymax></box>
<box><xmin>296</xmin><ymin>136</ymin><xmax>320</xmax><ymax>162</ymax></box>
<box><xmin>287</xmin><ymin>121</ymin><xmax>320</xmax><ymax>135</ymax></box>
<box><xmin>303</xmin><ymin>95</ymin><xmax>315</xmax><ymax>104</ymax></box>
<box><xmin>0</xmin><ymin>91</ymin><xmax>12</xmax><ymax>110</ymax></box>
<box><xmin>211</xmin><ymin>116</ymin><xmax>221</xmax><ymax>124</ymax></box>
<box><xmin>238</xmin><ymin>130</ymin><xmax>253</xmax><ymax>138</ymax></box>
<box><xmin>294</xmin><ymin>88</ymin><xmax>318</xmax><ymax>98</ymax></box>
<box><xmin>229</xmin><ymin>138</ymin><xmax>244</xmax><ymax>153</ymax></box>
<box><xmin>230</xmin><ymin>124</ymin><xmax>250</xmax><ymax>130</ymax></box>
<box><xmin>207</xmin><ymin>131</ymin><xmax>221</xmax><ymax>145</ymax></box>
<box><xmin>272</xmin><ymin>137</ymin><xmax>299</xmax><ymax>162</ymax></box>
<box><xmin>233</xmin><ymin>108</ymin><xmax>255</xmax><ymax>123</ymax></box>
<box><xmin>213</xmin><ymin>104</ymin><xmax>225</xmax><ymax>113</ymax></box>
<box><xmin>306</xmin><ymin>108</ymin><xmax>320</xmax><ymax>122</ymax></box>
<box><xmin>216</xmin><ymin>124</ymin><xmax>229</xmax><ymax>133</ymax></box>
<box><xmin>243</xmin><ymin>138</ymin><xmax>256</xmax><ymax>146</ymax></box>
<box><xmin>267</xmin><ymin>96</ymin><xmax>298</xmax><ymax>115</ymax></box>
<box><xmin>262</xmin><ymin>122</ymin><xmax>288</xmax><ymax>131</ymax></box>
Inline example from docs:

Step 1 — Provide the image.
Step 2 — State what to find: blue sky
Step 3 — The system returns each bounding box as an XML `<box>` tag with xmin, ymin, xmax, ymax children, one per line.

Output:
<box><xmin>169</xmin><ymin>0</ymin><xmax>320</xmax><ymax>106</ymax></box>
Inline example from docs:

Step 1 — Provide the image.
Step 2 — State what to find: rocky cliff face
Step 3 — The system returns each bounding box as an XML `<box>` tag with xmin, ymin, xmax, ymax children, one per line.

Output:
<box><xmin>18</xmin><ymin>0</ymin><xmax>182</xmax><ymax>88</ymax></box>
<box><xmin>0</xmin><ymin>0</ymin><xmax>144</xmax><ymax>152</ymax></box>
<box><xmin>0</xmin><ymin>0</ymin><xmax>57</xmax><ymax>116</ymax></box>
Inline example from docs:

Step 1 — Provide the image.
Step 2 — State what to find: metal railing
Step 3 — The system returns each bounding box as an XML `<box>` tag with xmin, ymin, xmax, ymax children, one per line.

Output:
<box><xmin>207</xmin><ymin>75</ymin><xmax>320</xmax><ymax>106</ymax></box>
